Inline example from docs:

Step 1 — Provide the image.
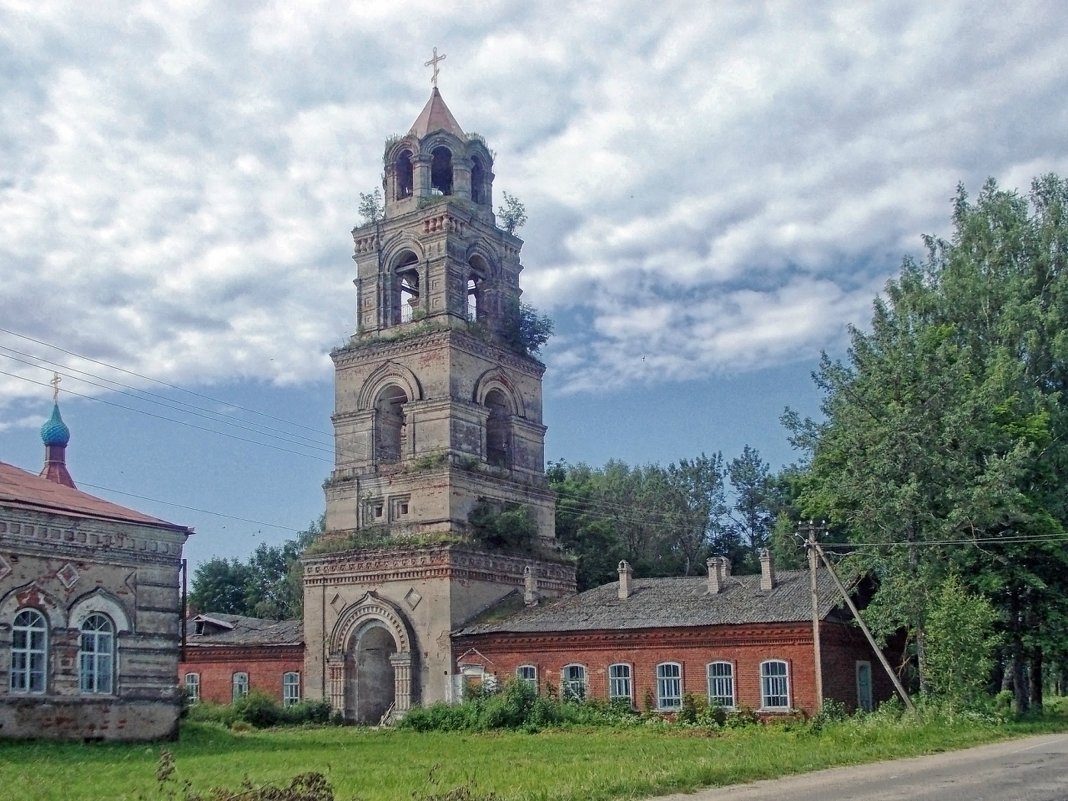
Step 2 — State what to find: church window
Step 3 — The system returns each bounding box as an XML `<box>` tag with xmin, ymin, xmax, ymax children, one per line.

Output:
<box><xmin>467</xmin><ymin>257</ymin><xmax>489</xmax><ymax>323</ymax></box>
<box><xmin>375</xmin><ymin>386</ymin><xmax>409</xmax><ymax>463</ymax></box>
<box><xmin>10</xmin><ymin>608</ymin><xmax>47</xmax><ymax>693</ymax></box>
<box><xmin>656</xmin><ymin>662</ymin><xmax>682</xmax><ymax>710</ymax></box>
<box><xmin>283</xmin><ymin>671</ymin><xmax>301</xmax><ymax>706</ymax></box>
<box><xmin>470</xmin><ymin>156</ymin><xmax>487</xmax><ymax>204</ymax></box>
<box><xmin>185</xmin><ymin>672</ymin><xmax>201</xmax><ymax>704</ymax></box>
<box><xmin>395</xmin><ymin>149</ymin><xmax>413</xmax><ymax>199</ymax></box>
<box><xmin>467</xmin><ymin>278</ymin><xmax>478</xmax><ymax>321</ymax></box>
<box><xmin>608</xmin><ymin>663</ymin><xmax>632</xmax><ymax>703</ymax></box>
<box><xmin>79</xmin><ymin>613</ymin><xmax>115</xmax><ymax>694</ymax></box>
<box><xmin>232</xmin><ymin>671</ymin><xmax>249</xmax><ymax>701</ymax></box>
<box><xmin>392</xmin><ymin>252</ymin><xmax>420</xmax><ymax>325</ymax></box>
<box><xmin>561</xmin><ymin>664</ymin><xmax>587</xmax><ymax>701</ymax></box>
<box><xmin>430</xmin><ymin>146</ymin><xmax>453</xmax><ymax>195</ymax></box>
<box><xmin>516</xmin><ymin>664</ymin><xmax>537</xmax><ymax>687</ymax></box>
<box><xmin>484</xmin><ymin>389</ymin><xmax>511</xmax><ymax>467</ymax></box>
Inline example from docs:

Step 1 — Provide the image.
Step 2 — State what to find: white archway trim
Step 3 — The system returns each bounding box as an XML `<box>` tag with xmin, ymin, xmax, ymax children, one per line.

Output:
<box><xmin>472</xmin><ymin>368</ymin><xmax>524</xmax><ymax>418</ymax></box>
<box><xmin>69</xmin><ymin>589</ymin><xmax>132</xmax><ymax>634</ymax></box>
<box><xmin>328</xmin><ymin>591</ymin><xmax>412</xmax><ymax>657</ymax></box>
<box><xmin>0</xmin><ymin>581</ymin><xmax>64</xmax><ymax>629</ymax></box>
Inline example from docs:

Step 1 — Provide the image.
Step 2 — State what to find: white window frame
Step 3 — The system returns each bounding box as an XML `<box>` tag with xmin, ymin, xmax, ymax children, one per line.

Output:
<box><xmin>656</xmin><ymin>662</ymin><xmax>682</xmax><ymax>710</ymax></box>
<box><xmin>185</xmin><ymin>672</ymin><xmax>201</xmax><ymax>704</ymax></box>
<box><xmin>79</xmin><ymin>613</ymin><xmax>115</xmax><ymax>694</ymax></box>
<box><xmin>706</xmin><ymin>661</ymin><xmax>735</xmax><ymax>709</ymax></box>
<box><xmin>516</xmin><ymin>664</ymin><xmax>537</xmax><ymax>688</ymax></box>
<box><xmin>232</xmin><ymin>671</ymin><xmax>249</xmax><ymax>701</ymax></box>
<box><xmin>283</xmin><ymin>671</ymin><xmax>301</xmax><ymax>706</ymax></box>
<box><xmin>856</xmin><ymin>660</ymin><xmax>873</xmax><ymax>712</ymax></box>
<box><xmin>608</xmin><ymin>663</ymin><xmax>632</xmax><ymax>704</ymax></box>
<box><xmin>760</xmin><ymin>660</ymin><xmax>790</xmax><ymax>710</ymax></box>
<box><xmin>560</xmin><ymin>663</ymin><xmax>587</xmax><ymax>701</ymax></box>
<box><xmin>10</xmin><ymin>608</ymin><xmax>47</xmax><ymax>694</ymax></box>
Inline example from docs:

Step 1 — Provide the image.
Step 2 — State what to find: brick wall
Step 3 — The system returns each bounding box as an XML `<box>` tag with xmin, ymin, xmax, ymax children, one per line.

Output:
<box><xmin>181</xmin><ymin>645</ymin><xmax>304</xmax><ymax>705</ymax></box>
<box><xmin>454</xmin><ymin>620</ymin><xmax>896</xmax><ymax>715</ymax></box>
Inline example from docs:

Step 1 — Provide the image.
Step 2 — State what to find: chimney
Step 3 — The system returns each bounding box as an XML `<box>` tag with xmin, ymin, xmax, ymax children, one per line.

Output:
<box><xmin>759</xmin><ymin>548</ymin><xmax>776</xmax><ymax>591</ymax></box>
<box><xmin>706</xmin><ymin>557</ymin><xmax>721</xmax><ymax>594</ymax></box>
<box><xmin>523</xmin><ymin>565</ymin><xmax>538</xmax><ymax>606</ymax></box>
<box><xmin>617</xmin><ymin>560</ymin><xmax>633</xmax><ymax>600</ymax></box>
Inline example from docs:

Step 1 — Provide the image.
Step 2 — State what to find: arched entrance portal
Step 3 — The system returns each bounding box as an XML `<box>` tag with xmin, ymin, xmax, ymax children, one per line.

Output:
<box><xmin>327</xmin><ymin>592</ymin><xmax>415</xmax><ymax>724</ymax></box>
<box><xmin>348</xmin><ymin>623</ymin><xmax>397</xmax><ymax>723</ymax></box>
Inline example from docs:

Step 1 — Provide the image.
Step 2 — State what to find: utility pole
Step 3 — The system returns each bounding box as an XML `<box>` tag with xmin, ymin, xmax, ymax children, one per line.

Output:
<box><xmin>800</xmin><ymin>520</ymin><xmax>824</xmax><ymax>711</ymax></box>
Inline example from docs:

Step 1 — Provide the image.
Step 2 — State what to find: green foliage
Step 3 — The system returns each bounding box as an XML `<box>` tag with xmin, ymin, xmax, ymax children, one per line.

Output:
<box><xmin>152</xmin><ymin>750</ymin><xmax>335</xmax><ymax>801</ymax></box>
<box><xmin>785</xmin><ymin>174</ymin><xmax>1068</xmax><ymax>709</ymax></box>
<box><xmin>358</xmin><ymin>188</ymin><xmax>383</xmax><ymax>224</ymax></box>
<box><xmin>468</xmin><ymin>499</ymin><xmax>538</xmax><ymax>553</ymax></box>
<box><xmin>500</xmin><ymin>299</ymin><xmax>553</xmax><ymax>357</ymax></box>
<box><xmin>924</xmin><ymin>574</ymin><xmax>1000</xmax><ymax>707</ymax></box>
<box><xmin>186</xmin><ymin>693</ymin><xmax>335</xmax><ymax>730</ymax></box>
<box><xmin>496</xmin><ymin>190</ymin><xmax>527</xmax><ymax>235</ymax></box>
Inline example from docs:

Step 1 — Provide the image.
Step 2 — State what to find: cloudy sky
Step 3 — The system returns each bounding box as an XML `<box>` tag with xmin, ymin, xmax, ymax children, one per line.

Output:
<box><xmin>2</xmin><ymin>1</ymin><xmax>1066</xmax><ymax>567</ymax></box>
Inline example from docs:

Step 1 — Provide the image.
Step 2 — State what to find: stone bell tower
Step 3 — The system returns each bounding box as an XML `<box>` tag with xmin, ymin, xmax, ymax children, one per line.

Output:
<box><xmin>303</xmin><ymin>79</ymin><xmax>575</xmax><ymax>722</ymax></box>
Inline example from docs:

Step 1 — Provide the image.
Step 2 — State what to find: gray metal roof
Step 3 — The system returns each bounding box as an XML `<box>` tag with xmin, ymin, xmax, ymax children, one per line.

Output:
<box><xmin>456</xmin><ymin>569</ymin><xmax>846</xmax><ymax>636</ymax></box>
<box><xmin>187</xmin><ymin>613</ymin><xmax>303</xmax><ymax>647</ymax></box>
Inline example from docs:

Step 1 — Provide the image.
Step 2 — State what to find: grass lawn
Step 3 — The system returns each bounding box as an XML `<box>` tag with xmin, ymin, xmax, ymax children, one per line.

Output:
<box><xmin>1</xmin><ymin>714</ymin><xmax>1066</xmax><ymax>801</ymax></box>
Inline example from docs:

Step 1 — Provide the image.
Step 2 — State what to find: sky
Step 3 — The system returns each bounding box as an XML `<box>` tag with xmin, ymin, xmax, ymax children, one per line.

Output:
<box><xmin>2</xmin><ymin>1</ymin><xmax>1067</xmax><ymax>570</ymax></box>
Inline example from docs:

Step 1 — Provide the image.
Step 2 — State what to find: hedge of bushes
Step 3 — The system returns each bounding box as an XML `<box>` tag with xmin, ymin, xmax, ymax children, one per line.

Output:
<box><xmin>185</xmin><ymin>691</ymin><xmax>338</xmax><ymax>729</ymax></box>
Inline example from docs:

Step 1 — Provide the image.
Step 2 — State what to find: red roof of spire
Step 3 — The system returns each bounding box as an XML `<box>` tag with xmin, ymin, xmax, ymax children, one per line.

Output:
<box><xmin>409</xmin><ymin>88</ymin><xmax>465</xmax><ymax>139</ymax></box>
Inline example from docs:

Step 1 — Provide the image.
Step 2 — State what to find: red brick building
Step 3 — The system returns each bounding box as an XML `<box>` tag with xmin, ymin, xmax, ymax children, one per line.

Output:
<box><xmin>180</xmin><ymin>614</ymin><xmax>303</xmax><ymax>706</ymax></box>
<box><xmin>452</xmin><ymin>555</ymin><xmax>895</xmax><ymax>716</ymax></box>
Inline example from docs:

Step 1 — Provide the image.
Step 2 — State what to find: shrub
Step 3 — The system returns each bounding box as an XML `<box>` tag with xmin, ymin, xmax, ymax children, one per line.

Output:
<box><xmin>235</xmin><ymin>691</ymin><xmax>282</xmax><ymax>728</ymax></box>
<box><xmin>724</xmin><ymin>706</ymin><xmax>759</xmax><ymax>728</ymax></box>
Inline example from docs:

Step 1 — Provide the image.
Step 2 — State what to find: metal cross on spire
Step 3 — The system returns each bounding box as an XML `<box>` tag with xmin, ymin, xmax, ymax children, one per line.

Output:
<box><xmin>425</xmin><ymin>47</ymin><xmax>446</xmax><ymax>87</ymax></box>
<box><xmin>51</xmin><ymin>371</ymin><xmax>61</xmax><ymax>403</ymax></box>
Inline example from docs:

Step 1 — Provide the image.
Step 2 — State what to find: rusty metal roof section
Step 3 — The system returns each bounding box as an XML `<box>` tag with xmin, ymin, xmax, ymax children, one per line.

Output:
<box><xmin>187</xmin><ymin>613</ymin><xmax>303</xmax><ymax>646</ymax></box>
<box><xmin>409</xmin><ymin>87</ymin><xmax>465</xmax><ymax>139</ymax></box>
<box><xmin>0</xmin><ymin>459</ymin><xmax>191</xmax><ymax>532</ymax></box>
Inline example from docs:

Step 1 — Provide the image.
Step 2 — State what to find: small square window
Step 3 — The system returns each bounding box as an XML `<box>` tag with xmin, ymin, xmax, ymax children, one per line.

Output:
<box><xmin>390</xmin><ymin>496</ymin><xmax>411</xmax><ymax>521</ymax></box>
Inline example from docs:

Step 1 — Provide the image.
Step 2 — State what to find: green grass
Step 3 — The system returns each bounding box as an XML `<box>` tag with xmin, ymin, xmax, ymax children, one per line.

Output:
<box><xmin>1</xmin><ymin>712</ymin><xmax>1065</xmax><ymax>801</ymax></box>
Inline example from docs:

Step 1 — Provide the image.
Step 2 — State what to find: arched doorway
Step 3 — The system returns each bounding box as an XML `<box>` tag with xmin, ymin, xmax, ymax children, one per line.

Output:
<box><xmin>347</xmin><ymin>623</ymin><xmax>398</xmax><ymax>724</ymax></box>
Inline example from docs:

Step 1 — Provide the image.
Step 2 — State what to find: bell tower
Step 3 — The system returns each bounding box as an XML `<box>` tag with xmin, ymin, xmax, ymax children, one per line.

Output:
<box><xmin>303</xmin><ymin>77</ymin><xmax>575</xmax><ymax>722</ymax></box>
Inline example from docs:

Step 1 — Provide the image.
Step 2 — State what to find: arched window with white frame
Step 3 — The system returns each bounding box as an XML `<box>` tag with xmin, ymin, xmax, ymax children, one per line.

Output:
<box><xmin>760</xmin><ymin>660</ymin><xmax>790</xmax><ymax>710</ymax></box>
<box><xmin>79</xmin><ymin>613</ymin><xmax>115</xmax><ymax>694</ymax></box>
<box><xmin>706</xmin><ymin>661</ymin><xmax>735</xmax><ymax>709</ymax></box>
<box><xmin>10</xmin><ymin>608</ymin><xmax>47</xmax><ymax>694</ymax></box>
<box><xmin>283</xmin><ymin>671</ymin><xmax>301</xmax><ymax>706</ymax></box>
<box><xmin>516</xmin><ymin>664</ymin><xmax>537</xmax><ymax>688</ymax></box>
<box><xmin>608</xmin><ymin>663</ymin><xmax>632</xmax><ymax>704</ymax></box>
<box><xmin>233</xmin><ymin>671</ymin><xmax>249</xmax><ymax>701</ymax></box>
<box><xmin>185</xmin><ymin>672</ymin><xmax>201</xmax><ymax>704</ymax></box>
<box><xmin>656</xmin><ymin>662</ymin><xmax>682</xmax><ymax>710</ymax></box>
<box><xmin>560</xmin><ymin>664</ymin><xmax>587</xmax><ymax>701</ymax></box>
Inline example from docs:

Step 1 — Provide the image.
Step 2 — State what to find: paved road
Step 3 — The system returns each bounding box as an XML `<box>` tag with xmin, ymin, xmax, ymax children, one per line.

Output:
<box><xmin>652</xmin><ymin>734</ymin><xmax>1068</xmax><ymax>801</ymax></box>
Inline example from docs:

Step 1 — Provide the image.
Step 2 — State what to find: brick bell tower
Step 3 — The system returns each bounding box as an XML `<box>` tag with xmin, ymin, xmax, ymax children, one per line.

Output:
<box><xmin>303</xmin><ymin>72</ymin><xmax>575</xmax><ymax>723</ymax></box>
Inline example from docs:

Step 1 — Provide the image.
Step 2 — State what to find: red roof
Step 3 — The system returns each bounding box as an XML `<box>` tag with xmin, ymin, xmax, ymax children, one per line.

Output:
<box><xmin>409</xmin><ymin>87</ymin><xmax>465</xmax><ymax>139</ymax></box>
<box><xmin>0</xmin><ymin>460</ymin><xmax>191</xmax><ymax>533</ymax></box>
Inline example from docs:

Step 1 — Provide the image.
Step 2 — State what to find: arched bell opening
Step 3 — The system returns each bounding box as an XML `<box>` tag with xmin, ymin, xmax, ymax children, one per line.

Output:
<box><xmin>471</xmin><ymin>156</ymin><xmax>487</xmax><ymax>205</ymax></box>
<box><xmin>467</xmin><ymin>255</ymin><xmax>490</xmax><ymax>324</ymax></box>
<box><xmin>375</xmin><ymin>385</ymin><xmax>409</xmax><ymax>463</ymax></box>
<box><xmin>431</xmin><ymin>146</ymin><xmax>453</xmax><ymax>195</ymax></box>
<box><xmin>484</xmin><ymin>388</ymin><xmax>512</xmax><ymax>468</ymax></box>
<box><xmin>391</xmin><ymin>251</ymin><xmax>420</xmax><ymax>324</ymax></box>
<box><xmin>395</xmin><ymin>149</ymin><xmax>414</xmax><ymax>200</ymax></box>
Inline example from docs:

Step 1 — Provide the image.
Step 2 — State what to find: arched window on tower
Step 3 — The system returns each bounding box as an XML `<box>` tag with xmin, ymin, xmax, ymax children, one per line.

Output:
<box><xmin>468</xmin><ymin>257</ymin><xmax>489</xmax><ymax>324</ymax></box>
<box><xmin>467</xmin><ymin>277</ymin><xmax>479</xmax><ymax>322</ymax></box>
<box><xmin>431</xmin><ymin>146</ymin><xmax>453</xmax><ymax>195</ymax></box>
<box><xmin>471</xmin><ymin>156</ymin><xmax>486</xmax><ymax>204</ymax></box>
<box><xmin>395</xmin><ymin>149</ymin><xmax>413</xmax><ymax>199</ymax></box>
<box><xmin>393</xmin><ymin>252</ymin><xmax>419</xmax><ymax>325</ymax></box>
<box><xmin>375</xmin><ymin>385</ymin><xmax>409</xmax><ymax>463</ymax></box>
<box><xmin>484</xmin><ymin>389</ymin><xmax>511</xmax><ymax>467</ymax></box>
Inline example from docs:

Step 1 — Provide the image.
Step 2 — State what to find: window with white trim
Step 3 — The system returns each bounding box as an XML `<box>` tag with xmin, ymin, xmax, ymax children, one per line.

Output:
<box><xmin>656</xmin><ymin>662</ymin><xmax>682</xmax><ymax>710</ymax></box>
<box><xmin>10</xmin><ymin>609</ymin><xmax>47</xmax><ymax>693</ymax></box>
<box><xmin>760</xmin><ymin>660</ymin><xmax>790</xmax><ymax>709</ymax></box>
<box><xmin>185</xmin><ymin>672</ymin><xmax>201</xmax><ymax>704</ymax></box>
<box><xmin>516</xmin><ymin>664</ymin><xmax>537</xmax><ymax>688</ymax></box>
<box><xmin>283</xmin><ymin>671</ymin><xmax>301</xmax><ymax>706</ymax></box>
<box><xmin>79</xmin><ymin>613</ymin><xmax>115</xmax><ymax>694</ymax></box>
<box><xmin>706</xmin><ymin>661</ymin><xmax>735</xmax><ymax>708</ymax></box>
<box><xmin>232</xmin><ymin>671</ymin><xmax>249</xmax><ymax>701</ymax></box>
<box><xmin>560</xmin><ymin>664</ymin><xmax>587</xmax><ymax>701</ymax></box>
<box><xmin>856</xmin><ymin>661</ymin><xmax>873</xmax><ymax>712</ymax></box>
<box><xmin>608</xmin><ymin>663</ymin><xmax>632</xmax><ymax>703</ymax></box>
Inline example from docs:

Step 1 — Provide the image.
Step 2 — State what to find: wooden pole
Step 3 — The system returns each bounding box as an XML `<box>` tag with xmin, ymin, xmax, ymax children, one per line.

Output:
<box><xmin>814</xmin><ymin>541</ymin><xmax>915</xmax><ymax>712</ymax></box>
<box><xmin>804</xmin><ymin>521</ymin><xmax>824</xmax><ymax>711</ymax></box>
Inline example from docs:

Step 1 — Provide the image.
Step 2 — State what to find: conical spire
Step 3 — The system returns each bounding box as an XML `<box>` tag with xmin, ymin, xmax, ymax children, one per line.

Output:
<box><xmin>409</xmin><ymin>87</ymin><xmax>465</xmax><ymax>139</ymax></box>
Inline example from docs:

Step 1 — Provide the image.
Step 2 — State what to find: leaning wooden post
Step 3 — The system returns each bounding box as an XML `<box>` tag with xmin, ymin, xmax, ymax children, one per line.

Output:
<box><xmin>814</xmin><ymin>541</ymin><xmax>916</xmax><ymax>712</ymax></box>
<box><xmin>801</xmin><ymin>520</ymin><xmax>824</xmax><ymax>711</ymax></box>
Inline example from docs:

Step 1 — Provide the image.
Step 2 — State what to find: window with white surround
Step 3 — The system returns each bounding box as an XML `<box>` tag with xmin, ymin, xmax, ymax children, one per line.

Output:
<box><xmin>283</xmin><ymin>671</ymin><xmax>301</xmax><ymax>706</ymax></box>
<box><xmin>760</xmin><ymin>660</ymin><xmax>790</xmax><ymax>709</ymax></box>
<box><xmin>856</xmin><ymin>661</ymin><xmax>873</xmax><ymax>712</ymax></box>
<box><xmin>561</xmin><ymin>664</ymin><xmax>587</xmax><ymax>701</ymax></box>
<box><xmin>10</xmin><ymin>608</ymin><xmax>47</xmax><ymax>693</ymax></box>
<box><xmin>79</xmin><ymin>613</ymin><xmax>115</xmax><ymax>694</ymax></box>
<box><xmin>516</xmin><ymin>664</ymin><xmax>537</xmax><ymax>688</ymax></box>
<box><xmin>185</xmin><ymin>672</ymin><xmax>201</xmax><ymax>704</ymax></box>
<box><xmin>706</xmin><ymin>661</ymin><xmax>735</xmax><ymax>708</ymax></box>
<box><xmin>608</xmin><ymin>663</ymin><xmax>632</xmax><ymax>703</ymax></box>
<box><xmin>656</xmin><ymin>662</ymin><xmax>682</xmax><ymax>710</ymax></box>
<box><xmin>232</xmin><ymin>671</ymin><xmax>249</xmax><ymax>701</ymax></box>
